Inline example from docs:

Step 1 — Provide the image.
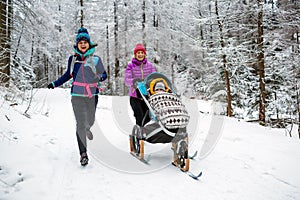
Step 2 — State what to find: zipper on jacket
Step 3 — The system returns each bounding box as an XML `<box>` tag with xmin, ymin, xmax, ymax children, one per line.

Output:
<box><xmin>140</xmin><ymin>63</ymin><xmax>144</xmax><ymax>79</ymax></box>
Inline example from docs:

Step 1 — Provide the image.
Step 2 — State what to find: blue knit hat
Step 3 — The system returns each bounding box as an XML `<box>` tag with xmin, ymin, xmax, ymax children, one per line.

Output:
<box><xmin>76</xmin><ymin>27</ymin><xmax>91</xmax><ymax>45</ymax></box>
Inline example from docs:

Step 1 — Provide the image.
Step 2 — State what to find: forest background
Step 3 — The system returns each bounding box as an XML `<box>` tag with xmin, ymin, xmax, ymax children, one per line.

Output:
<box><xmin>0</xmin><ymin>0</ymin><xmax>299</xmax><ymax>136</ymax></box>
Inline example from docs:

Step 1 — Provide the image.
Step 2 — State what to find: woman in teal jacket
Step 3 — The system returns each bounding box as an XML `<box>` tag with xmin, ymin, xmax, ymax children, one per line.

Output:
<box><xmin>48</xmin><ymin>28</ymin><xmax>107</xmax><ymax>166</ymax></box>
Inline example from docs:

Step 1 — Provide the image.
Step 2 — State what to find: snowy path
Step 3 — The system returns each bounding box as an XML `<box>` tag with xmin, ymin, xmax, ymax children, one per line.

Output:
<box><xmin>1</xmin><ymin>88</ymin><xmax>300</xmax><ymax>200</ymax></box>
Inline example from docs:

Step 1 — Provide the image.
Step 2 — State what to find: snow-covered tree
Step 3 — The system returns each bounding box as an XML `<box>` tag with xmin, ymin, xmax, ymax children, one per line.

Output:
<box><xmin>1</xmin><ymin>0</ymin><xmax>300</xmax><ymax>131</ymax></box>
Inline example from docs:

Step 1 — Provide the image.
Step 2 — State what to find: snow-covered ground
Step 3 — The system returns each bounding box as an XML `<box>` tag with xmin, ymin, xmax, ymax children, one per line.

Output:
<box><xmin>0</xmin><ymin>88</ymin><xmax>300</xmax><ymax>200</ymax></box>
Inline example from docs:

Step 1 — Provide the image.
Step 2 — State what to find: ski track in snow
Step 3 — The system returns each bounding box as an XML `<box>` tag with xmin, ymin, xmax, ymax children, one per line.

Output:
<box><xmin>0</xmin><ymin>88</ymin><xmax>300</xmax><ymax>200</ymax></box>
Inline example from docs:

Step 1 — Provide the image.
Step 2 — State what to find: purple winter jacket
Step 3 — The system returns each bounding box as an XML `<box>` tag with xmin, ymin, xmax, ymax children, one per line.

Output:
<box><xmin>124</xmin><ymin>58</ymin><xmax>156</xmax><ymax>98</ymax></box>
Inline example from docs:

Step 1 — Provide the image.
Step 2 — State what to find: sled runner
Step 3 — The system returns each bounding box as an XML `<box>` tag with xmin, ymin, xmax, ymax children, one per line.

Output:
<box><xmin>129</xmin><ymin>72</ymin><xmax>190</xmax><ymax>172</ymax></box>
<box><xmin>129</xmin><ymin>125</ymin><xmax>145</xmax><ymax>159</ymax></box>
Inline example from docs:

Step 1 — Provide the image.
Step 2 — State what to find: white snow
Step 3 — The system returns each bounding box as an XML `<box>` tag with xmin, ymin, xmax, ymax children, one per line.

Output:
<box><xmin>0</xmin><ymin>88</ymin><xmax>300</xmax><ymax>200</ymax></box>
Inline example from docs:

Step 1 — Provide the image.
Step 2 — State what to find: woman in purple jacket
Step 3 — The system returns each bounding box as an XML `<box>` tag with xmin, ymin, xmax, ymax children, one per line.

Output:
<box><xmin>124</xmin><ymin>43</ymin><xmax>156</xmax><ymax>126</ymax></box>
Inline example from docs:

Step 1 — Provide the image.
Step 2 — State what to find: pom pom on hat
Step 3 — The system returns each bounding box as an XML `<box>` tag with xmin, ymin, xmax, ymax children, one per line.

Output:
<box><xmin>76</xmin><ymin>27</ymin><xmax>91</xmax><ymax>45</ymax></box>
<box><xmin>134</xmin><ymin>43</ymin><xmax>146</xmax><ymax>55</ymax></box>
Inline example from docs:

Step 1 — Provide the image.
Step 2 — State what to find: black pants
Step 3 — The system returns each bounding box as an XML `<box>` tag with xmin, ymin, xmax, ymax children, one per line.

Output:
<box><xmin>74</xmin><ymin>96</ymin><xmax>98</xmax><ymax>155</ymax></box>
<box><xmin>130</xmin><ymin>96</ymin><xmax>150</xmax><ymax>126</ymax></box>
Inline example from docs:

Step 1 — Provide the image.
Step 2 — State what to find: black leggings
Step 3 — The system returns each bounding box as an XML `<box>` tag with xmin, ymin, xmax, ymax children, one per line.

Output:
<box><xmin>130</xmin><ymin>97</ymin><xmax>150</xmax><ymax>126</ymax></box>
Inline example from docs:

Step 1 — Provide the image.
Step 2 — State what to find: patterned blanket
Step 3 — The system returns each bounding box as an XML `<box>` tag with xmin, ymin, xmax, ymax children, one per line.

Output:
<box><xmin>148</xmin><ymin>92</ymin><xmax>190</xmax><ymax>129</ymax></box>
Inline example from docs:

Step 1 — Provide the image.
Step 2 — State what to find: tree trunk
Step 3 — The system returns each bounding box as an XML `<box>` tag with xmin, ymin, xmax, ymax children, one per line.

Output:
<box><xmin>124</xmin><ymin>2</ymin><xmax>129</xmax><ymax>96</ymax></box>
<box><xmin>297</xmin><ymin>31</ymin><xmax>300</xmax><ymax>139</ymax></box>
<box><xmin>257</xmin><ymin>0</ymin><xmax>266</xmax><ymax>126</ymax></box>
<box><xmin>124</xmin><ymin>2</ymin><xmax>128</xmax><ymax>60</ymax></box>
<box><xmin>13</xmin><ymin>17</ymin><xmax>26</xmax><ymax>60</ymax></box>
<box><xmin>29</xmin><ymin>35</ymin><xmax>34</xmax><ymax>66</ymax></box>
<box><xmin>215</xmin><ymin>0</ymin><xmax>233</xmax><ymax>117</ymax></box>
<box><xmin>0</xmin><ymin>0</ymin><xmax>11</xmax><ymax>87</ymax></box>
<box><xmin>0</xmin><ymin>1</ymin><xmax>5</xmax><ymax>83</ymax></box>
<box><xmin>114</xmin><ymin>1</ymin><xmax>120</xmax><ymax>81</ymax></box>
<box><xmin>35</xmin><ymin>42</ymin><xmax>41</xmax><ymax>83</ymax></box>
<box><xmin>44</xmin><ymin>54</ymin><xmax>48</xmax><ymax>81</ymax></box>
<box><xmin>7</xmin><ymin>0</ymin><xmax>11</xmax><ymax>82</ymax></box>
<box><xmin>142</xmin><ymin>0</ymin><xmax>146</xmax><ymax>45</ymax></box>
<box><xmin>106</xmin><ymin>25</ymin><xmax>111</xmax><ymax>93</ymax></box>
<box><xmin>80</xmin><ymin>0</ymin><xmax>84</xmax><ymax>27</ymax></box>
<box><xmin>209</xmin><ymin>4</ymin><xmax>213</xmax><ymax>48</ymax></box>
<box><xmin>153</xmin><ymin>2</ymin><xmax>159</xmax><ymax>64</ymax></box>
<box><xmin>296</xmin><ymin>32</ymin><xmax>300</xmax><ymax>139</ymax></box>
<box><xmin>296</xmin><ymin>84</ymin><xmax>300</xmax><ymax>139</ymax></box>
<box><xmin>56</xmin><ymin>3</ymin><xmax>61</xmax><ymax>78</ymax></box>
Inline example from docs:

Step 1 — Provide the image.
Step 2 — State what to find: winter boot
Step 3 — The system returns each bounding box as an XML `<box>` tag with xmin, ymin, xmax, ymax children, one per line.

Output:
<box><xmin>80</xmin><ymin>152</ymin><xmax>89</xmax><ymax>166</ymax></box>
<box><xmin>172</xmin><ymin>137</ymin><xmax>189</xmax><ymax>172</ymax></box>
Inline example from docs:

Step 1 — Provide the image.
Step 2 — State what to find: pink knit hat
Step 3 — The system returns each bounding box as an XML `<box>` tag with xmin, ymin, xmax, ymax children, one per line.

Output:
<box><xmin>134</xmin><ymin>43</ymin><xmax>146</xmax><ymax>55</ymax></box>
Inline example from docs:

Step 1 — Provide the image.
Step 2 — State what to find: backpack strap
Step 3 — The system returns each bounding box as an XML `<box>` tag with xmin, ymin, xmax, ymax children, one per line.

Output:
<box><xmin>70</xmin><ymin>55</ymin><xmax>77</xmax><ymax>77</ymax></box>
<box><xmin>89</xmin><ymin>54</ymin><xmax>97</xmax><ymax>74</ymax></box>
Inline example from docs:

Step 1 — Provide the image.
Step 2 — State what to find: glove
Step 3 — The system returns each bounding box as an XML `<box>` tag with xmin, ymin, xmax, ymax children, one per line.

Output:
<box><xmin>133</xmin><ymin>78</ymin><xmax>143</xmax><ymax>89</ymax></box>
<box><xmin>99</xmin><ymin>71</ymin><xmax>107</xmax><ymax>82</ymax></box>
<box><xmin>47</xmin><ymin>83</ymin><xmax>54</xmax><ymax>89</ymax></box>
